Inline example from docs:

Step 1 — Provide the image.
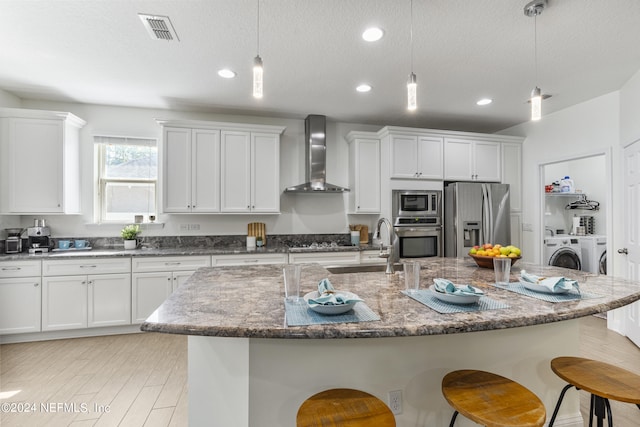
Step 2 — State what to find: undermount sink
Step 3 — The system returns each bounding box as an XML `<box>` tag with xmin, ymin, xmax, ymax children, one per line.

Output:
<box><xmin>325</xmin><ymin>263</ymin><xmax>404</xmax><ymax>274</ymax></box>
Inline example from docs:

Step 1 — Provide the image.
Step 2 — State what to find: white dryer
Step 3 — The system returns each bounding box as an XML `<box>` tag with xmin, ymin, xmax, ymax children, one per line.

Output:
<box><xmin>544</xmin><ymin>235</ymin><xmax>582</xmax><ymax>270</ymax></box>
<box><xmin>579</xmin><ymin>235</ymin><xmax>607</xmax><ymax>274</ymax></box>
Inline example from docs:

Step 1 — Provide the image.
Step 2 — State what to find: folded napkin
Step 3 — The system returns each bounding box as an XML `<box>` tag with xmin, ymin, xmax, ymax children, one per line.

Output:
<box><xmin>433</xmin><ymin>278</ymin><xmax>484</xmax><ymax>296</ymax></box>
<box><xmin>520</xmin><ymin>270</ymin><xmax>580</xmax><ymax>294</ymax></box>
<box><xmin>308</xmin><ymin>278</ymin><xmax>363</xmax><ymax>306</ymax></box>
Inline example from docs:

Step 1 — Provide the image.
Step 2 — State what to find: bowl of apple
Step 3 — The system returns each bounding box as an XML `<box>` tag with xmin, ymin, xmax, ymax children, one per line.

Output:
<box><xmin>468</xmin><ymin>243</ymin><xmax>521</xmax><ymax>269</ymax></box>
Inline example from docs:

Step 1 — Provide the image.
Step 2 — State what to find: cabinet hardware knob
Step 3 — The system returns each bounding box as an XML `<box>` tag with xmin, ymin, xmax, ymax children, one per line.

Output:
<box><xmin>244</xmin><ymin>259</ymin><xmax>259</xmax><ymax>263</ymax></box>
<box><xmin>167</xmin><ymin>277</ymin><xmax>171</xmax><ymax>281</ymax></box>
<box><xmin>164</xmin><ymin>262</ymin><xmax>181</xmax><ymax>266</ymax></box>
<box><xmin>34</xmin><ymin>283</ymin><xmax>39</xmax><ymax>287</ymax></box>
<box><xmin>618</xmin><ymin>248</ymin><xmax>628</xmax><ymax>254</ymax></box>
<box><xmin>1</xmin><ymin>267</ymin><xmax>20</xmax><ymax>271</ymax></box>
<box><xmin>80</xmin><ymin>265</ymin><xmax>97</xmax><ymax>268</ymax></box>
<box><xmin>173</xmin><ymin>277</ymin><xmax>177</xmax><ymax>280</ymax></box>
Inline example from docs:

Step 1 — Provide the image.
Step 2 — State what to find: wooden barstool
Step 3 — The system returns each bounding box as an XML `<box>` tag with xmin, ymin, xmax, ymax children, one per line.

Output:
<box><xmin>549</xmin><ymin>356</ymin><xmax>640</xmax><ymax>427</ymax></box>
<box><xmin>296</xmin><ymin>388</ymin><xmax>396</xmax><ymax>427</ymax></box>
<box><xmin>441</xmin><ymin>370</ymin><xmax>546</xmax><ymax>427</ymax></box>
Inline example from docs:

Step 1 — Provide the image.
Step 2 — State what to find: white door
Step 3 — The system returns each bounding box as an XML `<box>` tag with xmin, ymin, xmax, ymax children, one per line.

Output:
<box><xmin>42</xmin><ymin>276</ymin><xmax>87</xmax><ymax>331</ymax></box>
<box><xmin>390</xmin><ymin>135</ymin><xmax>418</xmax><ymax>178</ymax></box>
<box><xmin>251</xmin><ymin>133</ymin><xmax>280</xmax><ymax>212</ymax></box>
<box><xmin>0</xmin><ymin>277</ymin><xmax>41</xmax><ymax>334</ymax></box>
<box><xmin>355</xmin><ymin>138</ymin><xmax>380</xmax><ymax>213</ymax></box>
<box><xmin>163</xmin><ymin>127</ymin><xmax>192</xmax><ymax>212</ymax></box>
<box><xmin>444</xmin><ymin>138</ymin><xmax>473</xmax><ymax>181</ymax></box>
<box><xmin>192</xmin><ymin>129</ymin><xmax>220</xmax><ymax>212</ymax></box>
<box><xmin>622</xmin><ymin>140</ymin><xmax>640</xmax><ymax>347</ymax></box>
<box><xmin>220</xmin><ymin>131</ymin><xmax>251</xmax><ymax>212</ymax></box>
<box><xmin>173</xmin><ymin>270</ymin><xmax>196</xmax><ymax>292</ymax></box>
<box><xmin>417</xmin><ymin>137</ymin><xmax>443</xmax><ymax>179</ymax></box>
<box><xmin>87</xmin><ymin>273</ymin><xmax>131</xmax><ymax>328</ymax></box>
<box><xmin>474</xmin><ymin>141</ymin><xmax>501</xmax><ymax>182</ymax></box>
<box><xmin>131</xmin><ymin>272</ymin><xmax>173</xmax><ymax>323</ymax></box>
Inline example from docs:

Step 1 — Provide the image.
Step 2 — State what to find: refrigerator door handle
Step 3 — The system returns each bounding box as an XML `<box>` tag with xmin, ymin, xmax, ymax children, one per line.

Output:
<box><xmin>481</xmin><ymin>184</ymin><xmax>493</xmax><ymax>243</ymax></box>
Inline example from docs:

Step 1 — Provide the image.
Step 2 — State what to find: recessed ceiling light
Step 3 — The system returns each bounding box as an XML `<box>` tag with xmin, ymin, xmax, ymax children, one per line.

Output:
<box><xmin>218</xmin><ymin>69</ymin><xmax>236</xmax><ymax>79</ymax></box>
<box><xmin>356</xmin><ymin>84</ymin><xmax>372</xmax><ymax>93</ymax></box>
<box><xmin>362</xmin><ymin>27</ymin><xmax>384</xmax><ymax>42</ymax></box>
<box><xmin>476</xmin><ymin>98</ymin><xmax>493</xmax><ymax>106</ymax></box>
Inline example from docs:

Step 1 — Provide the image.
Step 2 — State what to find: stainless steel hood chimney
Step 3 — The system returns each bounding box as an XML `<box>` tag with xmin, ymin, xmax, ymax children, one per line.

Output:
<box><xmin>284</xmin><ymin>114</ymin><xmax>350</xmax><ymax>193</ymax></box>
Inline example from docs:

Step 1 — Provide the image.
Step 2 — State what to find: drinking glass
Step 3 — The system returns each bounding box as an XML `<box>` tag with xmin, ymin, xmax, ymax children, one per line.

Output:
<box><xmin>283</xmin><ymin>264</ymin><xmax>301</xmax><ymax>302</ymax></box>
<box><xmin>404</xmin><ymin>261</ymin><xmax>420</xmax><ymax>293</ymax></box>
<box><xmin>493</xmin><ymin>258</ymin><xmax>511</xmax><ymax>287</ymax></box>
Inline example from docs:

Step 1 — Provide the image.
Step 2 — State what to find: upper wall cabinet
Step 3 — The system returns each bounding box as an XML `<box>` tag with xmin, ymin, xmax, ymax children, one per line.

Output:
<box><xmin>346</xmin><ymin>132</ymin><xmax>380</xmax><ymax>213</ymax></box>
<box><xmin>0</xmin><ymin>108</ymin><xmax>86</xmax><ymax>214</ymax></box>
<box><xmin>444</xmin><ymin>138</ymin><xmax>501</xmax><ymax>182</ymax></box>
<box><xmin>163</xmin><ymin>127</ymin><xmax>220</xmax><ymax>213</ymax></box>
<box><xmin>157</xmin><ymin>119</ymin><xmax>285</xmax><ymax>215</ymax></box>
<box><xmin>220</xmin><ymin>131</ymin><xmax>280</xmax><ymax>213</ymax></box>
<box><xmin>389</xmin><ymin>134</ymin><xmax>444</xmax><ymax>180</ymax></box>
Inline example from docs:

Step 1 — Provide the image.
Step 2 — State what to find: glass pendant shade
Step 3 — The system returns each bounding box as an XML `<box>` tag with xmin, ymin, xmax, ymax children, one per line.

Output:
<box><xmin>531</xmin><ymin>86</ymin><xmax>542</xmax><ymax>121</ymax></box>
<box><xmin>407</xmin><ymin>72</ymin><xmax>417</xmax><ymax>111</ymax></box>
<box><xmin>253</xmin><ymin>55</ymin><xmax>263</xmax><ymax>99</ymax></box>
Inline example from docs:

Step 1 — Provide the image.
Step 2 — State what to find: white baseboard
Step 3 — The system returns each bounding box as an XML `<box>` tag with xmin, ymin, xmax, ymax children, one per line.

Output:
<box><xmin>546</xmin><ymin>412</ymin><xmax>583</xmax><ymax>427</ymax></box>
<box><xmin>0</xmin><ymin>325</ymin><xmax>143</xmax><ymax>344</ymax></box>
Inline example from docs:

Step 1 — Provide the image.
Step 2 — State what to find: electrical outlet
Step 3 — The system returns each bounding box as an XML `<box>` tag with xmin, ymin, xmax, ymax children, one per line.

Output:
<box><xmin>189</xmin><ymin>224</ymin><xmax>200</xmax><ymax>230</ymax></box>
<box><xmin>179</xmin><ymin>224</ymin><xmax>189</xmax><ymax>232</ymax></box>
<box><xmin>522</xmin><ymin>223</ymin><xmax>533</xmax><ymax>232</ymax></box>
<box><xmin>388</xmin><ymin>390</ymin><xmax>402</xmax><ymax>415</ymax></box>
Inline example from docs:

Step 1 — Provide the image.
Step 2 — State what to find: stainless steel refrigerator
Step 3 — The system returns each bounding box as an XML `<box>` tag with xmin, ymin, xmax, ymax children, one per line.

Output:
<box><xmin>444</xmin><ymin>182</ymin><xmax>511</xmax><ymax>257</ymax></box>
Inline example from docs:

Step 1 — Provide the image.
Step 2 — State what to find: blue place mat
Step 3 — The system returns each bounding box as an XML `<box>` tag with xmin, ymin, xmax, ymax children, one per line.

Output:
<box><xmin>492</xmin><ymin>282</ymin><xmax>603</xmax><ymax>303</ymax></box>
<box><xmin>284</xmin><ymin>300</ymin><xmax>380</xmax><ymax>326</ymax></box>
<box><xmin>402</xmin><ymin>290</ymin><xmax>510</xmax><ymax>314</ymax></box>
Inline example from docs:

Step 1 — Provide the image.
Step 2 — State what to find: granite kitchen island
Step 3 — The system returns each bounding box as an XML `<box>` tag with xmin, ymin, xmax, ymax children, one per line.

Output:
<box><xmin>141</xmin><ymin>257</ymin><xmax>640</xmax><ymax>427</ymax></box>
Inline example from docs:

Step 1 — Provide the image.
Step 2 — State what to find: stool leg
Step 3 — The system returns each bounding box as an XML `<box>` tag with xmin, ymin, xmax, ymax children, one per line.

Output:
<box><xmin>548</xmin><ymin>384</ymin><xmax>574</xmax><ymax>426</ymax></box>
<box><xmin>604</xmin><ymin>399</ymin><xmax>613</xmax><ymax>427</ymax></box>
<box><xmin>448</xmin><ymin>410</ymin><xmax>459</xmax><ymax>427</ymax></box>
<box><xmin>593</xmin><ymin>394</ymin><xmax>606</xmax><ymax>427</ymax></box>
<box><xmin>589</xmin><ymin>394</ymin><xmax>594</xmax><ymax>427</ymax></box>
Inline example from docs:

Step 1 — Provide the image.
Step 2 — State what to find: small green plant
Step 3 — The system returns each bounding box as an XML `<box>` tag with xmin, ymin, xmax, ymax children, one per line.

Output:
<box><xmin>120</xmin><ymin>224</ymin><xmax>141</xmax><ymax>240</ymax></box>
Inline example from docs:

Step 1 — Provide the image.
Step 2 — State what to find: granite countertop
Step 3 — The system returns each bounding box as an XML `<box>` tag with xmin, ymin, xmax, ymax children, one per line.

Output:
<box><xmin>0</xmin><ymin>243</ymin><xmax>378</xmax><ymax>261</ymax></box>
<box><xmin>140</xmin><ymin>257</ymin><xmax>640</xmax><ymax>339</ymax></box>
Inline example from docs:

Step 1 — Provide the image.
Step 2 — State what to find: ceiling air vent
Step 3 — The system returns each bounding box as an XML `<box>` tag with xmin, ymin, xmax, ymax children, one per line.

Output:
<box><xmin>138</xmin><ymin>14</ymin><xmax>180</xmax><ymax>41</ymax></box>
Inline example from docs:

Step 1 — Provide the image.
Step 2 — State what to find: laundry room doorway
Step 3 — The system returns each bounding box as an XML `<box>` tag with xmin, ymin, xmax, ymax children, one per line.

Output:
<box><xmin>539</xmin><ymin>151</ymin><xmax>610</xmax><ymax>272</ymax></box>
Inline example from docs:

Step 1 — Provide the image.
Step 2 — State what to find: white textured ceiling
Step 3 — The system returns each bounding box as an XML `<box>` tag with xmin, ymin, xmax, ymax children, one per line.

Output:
<box><xmin>1</xmin><ymin>0</ymin><xmax>639</xmax><ymax>133</ymax></box>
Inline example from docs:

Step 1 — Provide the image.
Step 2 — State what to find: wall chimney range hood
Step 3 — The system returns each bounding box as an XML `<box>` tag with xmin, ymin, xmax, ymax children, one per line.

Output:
<box><xmin>284</xmin><ymin>114</ymin><xmax>350</xmax><ymax>193</ymax></box>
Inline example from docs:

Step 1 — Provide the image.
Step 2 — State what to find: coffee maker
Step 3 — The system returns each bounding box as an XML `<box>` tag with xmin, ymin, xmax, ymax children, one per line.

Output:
<box><xmin>27</xmin><ymin>220</ymin><xmax>52</xmax><ymax>254</ymax></box>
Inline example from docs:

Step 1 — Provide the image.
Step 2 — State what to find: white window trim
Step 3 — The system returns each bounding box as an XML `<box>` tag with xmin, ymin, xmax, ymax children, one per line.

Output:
<box><xmin>93</xmin><ymin>135</ymin><xmax>158</xmax><ymax>224</ymax></box>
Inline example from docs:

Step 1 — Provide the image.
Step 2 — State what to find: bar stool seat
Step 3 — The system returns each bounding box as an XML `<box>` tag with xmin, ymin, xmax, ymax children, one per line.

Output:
<box><xmin>549</xmin><ymin>356</ymin><xmax>640</xmax><ymax>427</ymax></box>
<box><xmin>442</xmin><ymin>369</ymin><xmax>546</xmax><ymax>427</ymax></box>
<box><xmin>296</xmin><ymin>388</ymin><xmax>396</xmax><ymax>427</ymax></box>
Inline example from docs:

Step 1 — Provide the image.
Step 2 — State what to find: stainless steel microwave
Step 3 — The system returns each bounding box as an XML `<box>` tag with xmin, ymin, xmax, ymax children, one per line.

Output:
<box><xmin>392</xmin><ymin>190</ymin><xmax>442</xmax><ymax>218</ymax></box>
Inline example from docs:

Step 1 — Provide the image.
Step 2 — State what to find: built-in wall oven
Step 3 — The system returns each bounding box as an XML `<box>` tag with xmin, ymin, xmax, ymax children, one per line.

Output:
<box><xmin>392</xmin><ymin>190</ymin><xmax>442</xmax><ymax>258</ymax></box>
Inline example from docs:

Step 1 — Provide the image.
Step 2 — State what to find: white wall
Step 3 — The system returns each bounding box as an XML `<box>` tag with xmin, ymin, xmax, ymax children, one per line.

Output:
<box><xmin>500</xmin><ymin>92</ymin><xmax>619</xmax><ymax>266</ymax></box>
<box><xmin>15</xmin><ymin>99</ymin><xmax>381</xmax><ymax>238</ymax></box>
<box><xmin>0</xmin><ymin>89</ymin><xmax>22</xmax><ymax>232</ymax></box>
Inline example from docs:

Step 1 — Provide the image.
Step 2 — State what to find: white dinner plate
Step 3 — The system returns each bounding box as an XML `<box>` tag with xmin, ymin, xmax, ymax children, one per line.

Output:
<box><xmin>520</xmin><ymin>280</ymin><xmax>570</xmax><ymax>294</ymax></box>
<box><xmin>429</xmin><ymin>285</ymin><xmax>482</xmax><ymax>305</ymax></box>
<box><xmin>303</xmin><ymin>291</ymin><xmax>359</xmax><ymax>315</ymax></box>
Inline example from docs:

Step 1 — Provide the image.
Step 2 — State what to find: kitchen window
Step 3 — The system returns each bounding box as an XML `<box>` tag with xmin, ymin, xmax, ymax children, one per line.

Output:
<box><xmin>94</xmin><ymin>136</ymin><xmax>157</xmax><ymax>223</ymax></box>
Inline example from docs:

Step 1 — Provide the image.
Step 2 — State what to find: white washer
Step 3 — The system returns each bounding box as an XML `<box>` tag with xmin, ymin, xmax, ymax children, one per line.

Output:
<box><xmin>544</xmin><ymin>235</ymin><xmax>582</xmax><ymax>270</ymax></box>
<box><xmin>579</xmin><ymin>235</ymin><xmax>607</xmax><ymax>274</ymax></box>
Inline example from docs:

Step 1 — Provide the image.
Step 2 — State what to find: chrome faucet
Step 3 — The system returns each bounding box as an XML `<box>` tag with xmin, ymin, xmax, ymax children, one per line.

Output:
<box><xmin>373</xmin><ymin>217</ymin><xmax>398</xmax><ymax>274</ymax></box>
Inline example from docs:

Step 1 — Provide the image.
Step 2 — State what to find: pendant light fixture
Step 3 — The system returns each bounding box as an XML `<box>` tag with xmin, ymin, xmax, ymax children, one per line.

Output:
<box><xmin>407</xmin><ymin>0</ymin><xmax>417</xmax><ymax>111</ymax></box>
<box><xmin>253</xmin><ymin>0</ymin><xmax>263</xmax><ymax>99</ymax></box>
<box><xmin>524</xmin><ymin>0</ymin><xmax>546</xmax><ymax>121</ymax></box>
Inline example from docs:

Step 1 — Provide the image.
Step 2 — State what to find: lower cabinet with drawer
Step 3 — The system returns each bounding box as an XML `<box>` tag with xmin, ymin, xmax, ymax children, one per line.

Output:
<box><xmin>211</xmin><ymin>252</ymin><xmax>287</xmax><ymax>266</ymax></box>
<box><xmin>42</xmin><ymin>258</ymin><xmax>131</xmax><ymax>331</ymax></box>
<box><xmin>131</xmin><ymin>256</ymin><xmax>211</xmax><ymax>324</ymax></box>
<box><xmin>288</xmin><ymin>251</ymin><xmax>360</xmax><ymax>265</ymax></box>
<box><xmin>0</xmin><ymin>260</ymin><xmax>42</xmax><ymax>335</ymax></box>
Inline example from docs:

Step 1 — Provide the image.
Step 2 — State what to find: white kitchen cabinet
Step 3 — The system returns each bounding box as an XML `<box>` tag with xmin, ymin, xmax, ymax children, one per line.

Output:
<box><xmin>0</xmin><ymin>260</ymin><xmax>42</xmax><ymax>335</ymax></box>
<box><xmin>501</xmin><ymin>142</ymin><xmax>522</xmax><ymax>212</ymax></box>
<box><xmin>444</xmin><ymin>138</ymin><xmax>501</xmax><ymax>182</ymax></box>
<box><xmin>220</xmin><ymin>131</ymin><xmax>280</xmax><ymax>213</ymax></box>
<box><xmin>131</xmin><ymin>255</ymin><xmax>211</xmax><ymax>323</ymax></box>
<box><xmin>347</xmin><ymin>133</ymin><xmax>381</xmax><ymax>213</ymax></box>
<box><xmin>0</xmin><ymin>108</ymin><xmax>86</xmax><ymax>214</ymax></box>
<box><xmin>288</xmin><ymin>251</ymin><xmax>360</xmax><ymax>265</ymax></box>
<box><xmin>163</xmin><ymin>127</ymin><xmax>220</xmax><ymax>213</ymax></box>
<box><xmin>42</xmin><ymin>258</ymin><xmax>131</xmax><ymax>331</ymax></box>
<box><xmin>390</xmin><ymin>134</ymin><xmax>443</xmax><ymax>180</ymax></box>
<box><xmin>211</xmin><ymin>253</ymin><xmax>287</xmax><ymax>266</ymax></box>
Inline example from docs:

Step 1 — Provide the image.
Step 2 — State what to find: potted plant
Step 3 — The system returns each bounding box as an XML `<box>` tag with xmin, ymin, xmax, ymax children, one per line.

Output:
<box><xmin>256</xmin><ymin>236</ymin><xmax>264</xmax><ymax>248</ymax></box>
<box><xmin>121</xmin><ymin>224</ymin><xmax>140</xmax><ymax>250</ymax></box>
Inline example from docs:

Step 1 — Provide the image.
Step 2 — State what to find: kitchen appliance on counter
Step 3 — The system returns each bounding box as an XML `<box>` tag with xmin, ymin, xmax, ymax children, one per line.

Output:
<box><xmin>4</xmin><ymin>228</ymin><xmax>24</xmax><ymax>253</ymax></box>
<box><xmin>444</xmin><ymin>182</ymin><xmax>510</xmax><ymax>257</ymax></box>
<box><xmin>392</xmin><ymin>190</ymin><xmax>442</xmax><ymax>258</ymax></box>
<box><xmin>27</xmin><ymin>224</ymin><xmax>52</xmax><ymax>254</ymax></box>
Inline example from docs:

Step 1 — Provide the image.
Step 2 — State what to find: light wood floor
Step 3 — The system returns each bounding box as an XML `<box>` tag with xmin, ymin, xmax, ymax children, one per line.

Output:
<box><xmin>0</xmin><ymin>317</ymin><xmax>638</xmax><ymax>426</ymax></box>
